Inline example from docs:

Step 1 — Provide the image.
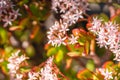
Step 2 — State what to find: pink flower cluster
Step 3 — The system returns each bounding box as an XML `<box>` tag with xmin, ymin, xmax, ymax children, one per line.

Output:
<box><xmin>47</xmin><ymin>20</ymin><xmax>68</xmax><ymax>46</ymax></box>
<box><xmin>28</xmin><ymin>57</ymin><xmax>58</xmax><ymax>80</ymax></box>
<box><xmin>8</xmin><ymin>51</ymin><xmax>58</xmax><ymax>80</ymax></box>
<box><xmin>89</xmin><ymin>17</ymin><xmax>120</xmax><ymax>61</ymax></box>
<box><xmin>47</xmin><ymin>20</ymin><xmax>79</xmax><ymax>46</ymax></box>
<box><xmin>7</xmin><ymin>50</ymin><xmax>28</xmax><ymax>80</ymax></box>
<box><xmin>39</xmin><ymin>57</ymin><xmax>58</xmax><ymax>80</ymax></box>
<box><xmin>98</xmin><ymin>68</ymin><xmax>113</xmax><ymax>80</ymax></box>
<box><xmin>52</xmin><ymin>0</ymin><xmax>88</xmax><ymax>26</ymax></box>
<box><xmin>0</xmin><ymin>0</ymin><xmax>21</xmax><ymax>27</ymax></box>
<box><xmin>48</xmin><ymin>0</ymin><xmax>88</xmax><ymax>46</ymax></box>
<box><xmin>28</xmin><ymin>71</ymin><xmax>40</xmax><ymax>80</ymax></box>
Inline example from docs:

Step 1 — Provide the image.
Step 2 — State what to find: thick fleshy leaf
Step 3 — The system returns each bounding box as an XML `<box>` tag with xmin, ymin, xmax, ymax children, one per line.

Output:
<box><xmin>84</xmin><ymin>41</ymin><xmax>90</xmax><ymax>55</ymax></box>
<box><xmin>26</xmin><ymin>45</ymin><xmax>35</xmax><ymax>57</ymax></box>
<box><xmin>4</xmin><ymin>46</ymin><xmax>14</xmax><ymax>58</ymax></box>
<box><xmin>47</xmin><ymin>47</ymin><xmax>58</xmax><ymax>56</ymax></box>
<box><xmin>55</xmin><ymin>49</ymin><xmax>64</xmax><ymax>63</ymax></box>
<box><xmin>77</xmin><ymin>69</ymin><xmax>93</xmax><ymax>79</ymax></box>
<box><xmin>98</xmin><ymin>13</ymin><xmax>109</xmax><ymax>22</ymax></box>
<box><xmin>18</xmin><ymin>0</ymin><xmax>29</xmax><ymax>6</ymax></box>
<box><xmin>111</xmin><ymin>14</ymin><xmax>120</xmax><ymax>24</ymax></box>
<box><xmin>102</xmin><ymin>61</ymin><xmax>114</xmax><ymax>68</ymax></box>
<box><xmin>86</xmin><ymin>60</ymin><xmax>95</xmax><ymax>71</ymax></box>
<box><xmin>1</xmin><ymin>61</ymin><xmax>9</xmax><ymax>75</ymax></box>
<box><xmin>0</xmin><ymin>27</ymin><xmax>8</xmax><ymax>44</ymax></box>
<box><xmin>67</xmin><ymin>51</ymin><xmax>81</xmax><ymax>57</ymax></box>
<box><xmin>78</xmin><ymin>36</ymin><xmax>87</xmax><ymax>46</ymax></box>
<box><xmin>18</xmin><ymin>18</ymin><xmax>29</xmax><ymax>29</ymax></box>
<box><xmin>65</xmin><ymin>58</ymin><xmax>72</xmax><ymax>69</ymax></box>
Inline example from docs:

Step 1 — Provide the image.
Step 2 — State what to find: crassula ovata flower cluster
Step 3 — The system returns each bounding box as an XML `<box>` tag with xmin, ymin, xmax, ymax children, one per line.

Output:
<box><xmin>89</xmin><ymin>17</ymin><xmax>120</xmax><ymax>61</ymax></box>
<box><xmin>52</xmin><ymin>0</ymin><xmax>88</xmax><ymax>26</ymax></box>
<box><xmin>47</xmin><ymin>0</ymin><xmax>88</xmax><ymax>46</ymax></box>
<box><xmin>39</xmin><ymin>56</ymin><xmax>58</xmax><ymax>80</ymax></box>
<box><xmin>7</xmin><ymin>50</ymin><xmax>28</xmax><ymax>80</ymax></box>
<box><xmin>98</xmin><ymin>68</ymin><xmax>113</xmax><ymax>80</ymax></box>
<box><xmin>0</xmin><ymin>0</ymin><xmax>20</xmax><ymax>27</ymax></box>
<box><xmin>47</xmin><ymin>20</ymin><xmax>68</xmax><ymax>46</ymax></box>
<box><xmin>28</xmin><ymin>57</ymin><xmax>58</xmax><ymax>80</ymax></box>
<box><xmin>47</xmin><ymin>20</ymin><xmax>79</xmax><ymax>46</ymax></box>
<box><xmin>7</xmin><ymin>50</ymin><xmax>59</xmax><ymax>80</ymax></box>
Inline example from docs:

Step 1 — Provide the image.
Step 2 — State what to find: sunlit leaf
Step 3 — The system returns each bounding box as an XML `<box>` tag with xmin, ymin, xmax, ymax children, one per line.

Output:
<box><xmin>86</xmin><ymin>60</ymin><xmax>95</xmax><ymax>71</ymax></box>
<box><xmin>26</xmin><ymin>45</ymin><xmax>35</xmax><ymax>57</ymax></box>
<box><xmin>55</xmin><ymin>49</ymin><xmax>64</xmax><ymax>63</ymax></box>
<box><xmin>77</xmin><ymin>69</ymin><xmax>93</xmax><ymax>79</ymax></box>
<box><xmin>65</xmin><ymin>58</ymin><xmax>72</xmax><ymax>69</ymax></box>
<box><xmin>0</xmin><ymin>27</ymin><xmax>8</xmax><ymax>44</ymax></box>
<box><xmin>18</xmin><ymin>18</ymin><xmax>29</xmax><ymax>29</ymax></box>
<box><xmin>102</xmin><ymin>61</ymin><xmax>114</xmax><ymax>68</ymax></box>
<box><xmin>18</xmin><ymin>0</ymin><xmax>29</xmax><ymax>6</ymax></box>
<box><xmin>84</xmin><ymin>41</ymin><xmax>90</xmax><ymax>55</ymax></box>
<box><xmin>47</xmin><ymin>47</ymin><xmax>58</xmax><ymax>56</ymax></box>
<box><xmin>67</xmin><ymin>51</ymin><xmax>81</xmax><ymax>57</ymax></box>
<box><xmin>98</xmin><ymin>13</ymin><xmax>109</xmax><ymax>22</ymax></box>
<box><xmin>20</xmin><ymin>66</ymin><xmax>31</xmax><ymax>73</ymax></box>
<box><xmin>1</xmin><ymin>61</ymin><xmax>9</xmax><ymax>75</ymax></box>
<box><xmin>78</xmin><ymin>36</ymin><xmax>87</xmax><ymax>45</ymax></box>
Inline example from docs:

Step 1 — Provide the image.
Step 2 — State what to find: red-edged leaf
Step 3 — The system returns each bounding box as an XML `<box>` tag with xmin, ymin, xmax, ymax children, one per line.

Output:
<box><xmin>77</xmin><ymin>69</ymin><xmax>93</xmax><ymax>79</ymax></box>
<box><xmin>102</xmin><ymin>61</ymin><xmax>114</xmax><ymax>68</ymax></box>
